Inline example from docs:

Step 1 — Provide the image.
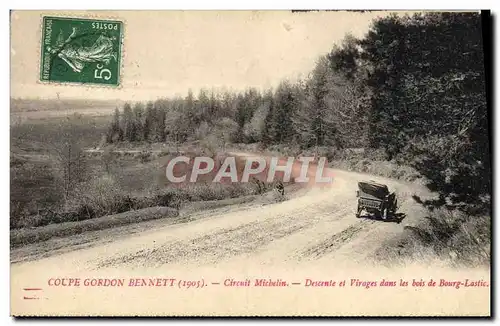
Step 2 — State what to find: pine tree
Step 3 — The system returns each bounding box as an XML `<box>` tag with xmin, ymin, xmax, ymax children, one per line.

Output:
<box><xmin>132</xmin><ymin>102</ymin><xmax>144</xmax><ymax>142</ymax></box>
<box><xmin>143</xmin><ymin>101</ymin><xmax>154</xmax><ymax>142</ymax></box>
<box><xmin>273</xmin><ymin>80</ymin><xmax>296</xmax><ymax>143</ymax></box>
<box><xmin>122</xmin><ymin>103</ymin><xmax>135</xmax><ymax>141</ymax></box>
<box><xmin>261</xmin><ymin>90</ymin><xmax>276</xmax><ymax>146</ymax></box>
<box><xmin>106</xmin><ymin>108</ymin><xmax>123</xmax><ymax>143</ymax></box>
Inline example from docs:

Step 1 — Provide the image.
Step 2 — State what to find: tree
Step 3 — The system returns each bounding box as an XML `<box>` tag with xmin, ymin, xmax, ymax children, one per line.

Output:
<box><xmin>101</xmin><ymin>147</ymin><xmax>114</xmax><ymax>174</ymax></box>
<box><xmin>243</xmin><ymin>102</ymin><xmax>269</xmax><ymax>143</ymax></box>
<box><xmin>50</xmin><ymin>116</ymin><xmax>88</xmax><ymax>201</ymax></box>
<box><xmin>143</xmin><ymin>101</ymin><xmax>154</xmax><ymax>141</ymax></box>
<box><xmin>183</xmin><ymin>89</ymin><xmax>199</xmax><ymax>138</ymax></box>
<box><xmin>197</xmin><ymin>88</ymin><xmax>211</xmax><ymax>123</ymax></box>
<box><xmin>132</xmin><ymin>102</ymin><xmax>145</xmax><ymax>141</ymax></box>
<box><xmin>213</xmin><ymin>118</ymin><xmax>239</xmax><ymax>150</ymax></box>
<box><xmin>122</xmin><ymin>103</ymin><xmax>136</xmax><ymax>141</ymax></box>
<box><xmin>332</xmin><ymin>12</ymin><xmax>489</xmax><ymax>210</ymax></box>
<box><xmin>106</xmin><ymin>108</ymin><xmax>123</xmax><ymax>143</ymax></box>
<box><xmin>261</xmin><ymin>89</ymin><xmax>276</xmax><ymax>146</ymax></box>
<box><xmin>273</xmin><ymin>80</ymin><xmax>298</xmax><ymax>143</ymax></box>
<box><xmin>165</xmin><ymin>109</ymin><xmax>187</xmax><ymax>152</ymax></box>
<box><xmin>234</xmin><ymin>93</ymin><xmax>247</xmax><ymax>142</ymax></box>
<box><xmin>153</xmin><ymin>99</ymin><xmax>167</xmax><ymax>142</ymax></box>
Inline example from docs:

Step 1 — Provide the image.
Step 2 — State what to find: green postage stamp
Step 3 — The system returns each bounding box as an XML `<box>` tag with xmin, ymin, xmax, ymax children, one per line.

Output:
<box><xmin>40</xmin><ymin>16</ymin><xmax>123</xmax><ymax>86</ymax></box>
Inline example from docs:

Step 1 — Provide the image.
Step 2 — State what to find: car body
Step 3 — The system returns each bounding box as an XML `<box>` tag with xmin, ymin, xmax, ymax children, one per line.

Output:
<box><xmin>355</xmin><ymin>180</ymin><xmax>397</xmax><ymax>220</ymax></box>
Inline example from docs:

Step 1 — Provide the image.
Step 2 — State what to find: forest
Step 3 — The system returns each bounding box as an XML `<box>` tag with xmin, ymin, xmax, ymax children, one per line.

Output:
<box><xmin>11</xmin><ymin>11</ymin><xmax>490</xmax><ymax>265</ymax></box>
<box><xmin>107</xmin><ymin>12</ymin><xmax>490</xmax><ymax>215</ymax></box>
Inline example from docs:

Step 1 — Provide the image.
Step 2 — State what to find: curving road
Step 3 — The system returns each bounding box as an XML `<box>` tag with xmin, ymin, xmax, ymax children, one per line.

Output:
<box><xmin>10</xmin><ymin>153</ymin><xmax>490</xmax><ymax>316</ymax></box>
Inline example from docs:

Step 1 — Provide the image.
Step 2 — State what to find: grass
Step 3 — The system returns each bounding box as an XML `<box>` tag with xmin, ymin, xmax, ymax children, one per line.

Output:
<box><xmin>10</xmin><ymin>114</ymin><xmax>111</xmax><ymax>220</ymax></box>
<box><xmin>260</xmin><ymin>145</ymin><xmax>490</xmax><ymax>266</ymax></box>
<box><xmin>324</xmin><ymin>148</ymin><xmax>491</xmax><ymax>267</ymax></box>
<box><xmin>330</xmin><ymin>158</ymin><xmax>424</xmax><ymax>183</ymax></box>
<box><xmin>180</xmin><ymin>195</ymin><xmax>260</xmax><ymax>215</ymax></box>
<box><xmin>10</xmin><ymin>97</ymin><xmax>122</xmax><ymax>113</ymax></box>
<box><xmin>374</xmin><ymin>207</ymin><xmax>491</xmax><ymax>267</ymax></box>
<box><xmin>10</xmin><ymin>206</ymin><xmax>178</xmax><ymax>248</ymax></box>
<box><xmin>12</xmin><ymin>119</ymin><xmax>490</xmax><ymax>267</ymax></box>
<box><xmin>13</xmin><ymin>115</ymin><xmax>438</xmax><ymax>256</ymax></box>
<box><xmin>11</xmin><ymin>114</ymin><xmax>110</xmax><ymax>150</ymax></box>
<box><xmin>10</xmin><ymin>120</ymin><xmax>286</xmax><ymax>235</ymax></box>
<box><xmin>404</xmin><ymin>208</ymin><xmax>490</xmax><ymax>266</ymax></box>
<box><xmin>236</xmin><ymin>144</ymin><xmax>425</xmax><ymax>184</ymax></box>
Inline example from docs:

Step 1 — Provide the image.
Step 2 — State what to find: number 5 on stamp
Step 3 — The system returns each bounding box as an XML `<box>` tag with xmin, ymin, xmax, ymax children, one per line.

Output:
<box><xmin>39</xmin><ymin>16</ymin><xmax>123</xmax><ymax>86</ymax></box>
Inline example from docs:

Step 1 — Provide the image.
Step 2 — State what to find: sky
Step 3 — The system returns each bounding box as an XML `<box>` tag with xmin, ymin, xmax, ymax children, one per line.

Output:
<box><xmin>10</xmin><ymin>10</ymin><xmax>391</xmax><ymax>101</ymax></box>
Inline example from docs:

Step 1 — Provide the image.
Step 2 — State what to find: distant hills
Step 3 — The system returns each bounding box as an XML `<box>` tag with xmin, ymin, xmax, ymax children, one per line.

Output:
<box><xmin>10</xmin><ymin>98</ymin><xmax>126</xmax><ymax>113</ymax></box>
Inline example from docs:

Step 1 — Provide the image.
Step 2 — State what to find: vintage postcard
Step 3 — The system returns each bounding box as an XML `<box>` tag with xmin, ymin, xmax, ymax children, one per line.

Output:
<box><xmin>10</xmin><ymin>10</ymin><xmax>491</xmax><ymax>317</ymax></box>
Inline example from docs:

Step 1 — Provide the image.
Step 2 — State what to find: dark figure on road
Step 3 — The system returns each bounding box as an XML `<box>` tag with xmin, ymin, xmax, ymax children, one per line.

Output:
<box><xmin>275</xmin><ymin>181</ymin><xmax>285</xmax><ymax>196</ymax></box>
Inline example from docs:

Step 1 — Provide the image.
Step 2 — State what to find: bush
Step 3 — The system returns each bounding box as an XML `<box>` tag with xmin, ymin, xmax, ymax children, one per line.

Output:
<box><xmin>147</xmin><ymin>187</ymin><xmax>190</xmax><ymax>210</ymax></box>
<box><xmin>11</xmin><ymin>206</ymin><xmax>179</xmax><ymax>248</ymax></box>
<box><xmin>11</xmin><ymin>167</ymin><xmax>277</xmax><ymax>231</ymax></box>
<box><xmin>329</xmin><ymin>158</ymin><xmax>423</xmax><ymax>183</ymax></box>
<box><xmin>184</xmin><ymin>183</ymin><xmax>253</xmax><ymax>202</ymax></box>
<box><xmin>402</xmin><ymin>208</ymin><xmax>490</xmax><ymax>266</ymax></box>
<box><xmin>68</xmin><ymin>175</ymin><xmax>126</xmax><ymax>218</ymax></box>
<box><xmin>271</xmin><ymin>188</ymin><xmax>287</xmax><ymax>203</ymax></box>
<box><xmin>135</xmin><ymin>150</ymin><xmax>152</xmax><ymax>163</ymax></box>
<box><xmin>14</xmin><ymin>176</ymin><xmax>185</xmax><ymax>228</ymax></box>
<box><xmin>157</xmin><ymin>149</ymin><xmax>171</xmax><ymax>157</ymax></box>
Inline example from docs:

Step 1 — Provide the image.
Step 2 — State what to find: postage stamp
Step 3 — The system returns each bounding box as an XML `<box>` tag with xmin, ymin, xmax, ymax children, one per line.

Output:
<box><xmin>39</xmin><ymin>16</ymin><xmax>123</xmax><ymax>86</ymax></box>
<box><xmin>10</xmin><ymin>10</ymin><xmax>491</xmax><ymax>317</ymax></box>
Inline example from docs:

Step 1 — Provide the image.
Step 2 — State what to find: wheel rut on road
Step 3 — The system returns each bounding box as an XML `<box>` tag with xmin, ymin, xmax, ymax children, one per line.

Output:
<box><xmin>95</xmin><ymin>206</ymin><xmax>328</xmax><ymax>269</ymax></box>
<box><xmin>299</xmin><ymin>218</ymin><xmax>377</xmax><ymax>260</ymax></box>
<box><xmin>95</xmin><ymin>196</ymin><xmax>366</xmax><ymax>269</ymax></box>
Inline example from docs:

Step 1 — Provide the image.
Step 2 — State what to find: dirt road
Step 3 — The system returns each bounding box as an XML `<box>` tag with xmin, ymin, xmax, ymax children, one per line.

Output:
<box><xmin>10</xmin><ymin>154</ymin><xmax>490</xmax><ymax>316</ymax></box>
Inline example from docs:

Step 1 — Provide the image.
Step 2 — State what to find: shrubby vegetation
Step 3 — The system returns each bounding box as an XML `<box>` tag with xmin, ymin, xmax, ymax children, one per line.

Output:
<box><xmin>106</xmin><ymin>64</ymin><xmax>367</xmax><ymax>152</ymax></box>
<box><xmin>11</xmin><ymin>12</ymin><xmax>490</xmax><ymax>264</ymax></box>
<box><xmin>109</xmin><ymin>13</ymin><xmax>489</xmax><ymax>211</ymax></box>
<box><xmin>106</xmin><ymin>12</ymin><xmax>490</xmax><ymax>263</ymax></box>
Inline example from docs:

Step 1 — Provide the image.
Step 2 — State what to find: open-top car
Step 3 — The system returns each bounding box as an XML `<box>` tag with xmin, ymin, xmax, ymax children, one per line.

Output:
<box><xmin>355</xmin><ymin>180</ymin><xmax>397</xmax><ymax>220</ymax></box>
